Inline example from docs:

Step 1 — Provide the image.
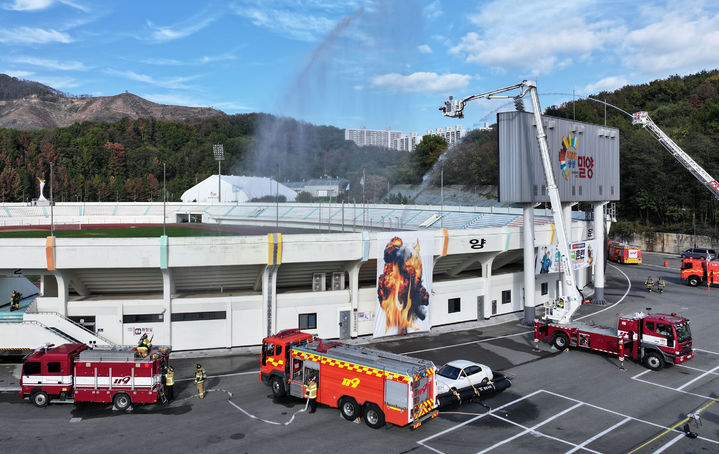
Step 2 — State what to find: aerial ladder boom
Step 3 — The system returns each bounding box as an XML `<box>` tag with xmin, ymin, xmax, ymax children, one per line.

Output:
<box><xmin>632</xmin><ymin>111</ymin><xmax>719</xmax><ymax>200</ymax></box>
<box><xmin>440</xmin><ymin>81</ymin><xmax>581</xmax><ymax>323</ymax></box>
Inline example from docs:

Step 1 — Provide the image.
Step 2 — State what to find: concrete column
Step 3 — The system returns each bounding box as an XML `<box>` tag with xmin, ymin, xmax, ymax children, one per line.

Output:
<box><xmin>262</xmin><ymin>265</ymin><xmax>279</xmax><ymax>337</ymax></box>
<box><xmin>53</xmin><ymin>271</ymin><xmax>69</xmax><ymax>317</ymax></box>
<box><xmin>347</xmin><ymin>260</ymin><xmax>363</xmax><ymax>338</ymax></box>
<box><xmin>592</xmin><ymin>202</ymin><xmax>608</xmax><ymax>305</ymax></box>
<box><xmin>561</xmin><ymin>202</ymin><xmax>577</xmax><ymax>300</ymax></box>
<box><xmin>482</xmin><ymin>253</ymin><xmax>499</xmax><ymax>319</ymax></box>
<box><xmin>522</xmin><ymin>204</ymin><xmax>537</xmax><ymax>325</ymax></box>
<box><xmin>161</xmin><ymin>268</ymin><xmax>173</xmax><ymax>346</ymax></box>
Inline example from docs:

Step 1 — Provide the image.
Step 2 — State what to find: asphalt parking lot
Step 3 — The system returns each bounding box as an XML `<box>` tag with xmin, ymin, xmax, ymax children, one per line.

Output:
<box><xmin>2</xmin><ymin>251</ymin><xmax>719</xmax><ymax>453</ymax></box>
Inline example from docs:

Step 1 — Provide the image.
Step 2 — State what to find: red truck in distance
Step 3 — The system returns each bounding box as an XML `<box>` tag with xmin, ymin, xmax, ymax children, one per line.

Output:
<box><xmin>259</xmin><ymin>329</ymin><xmax>439</xmax><ymax>429</ymax></box>
<box><xmin>681</xmin><ymin>257</ymin><xmax>719</xmax><ymax>287</ymax></box>
<box><xmin>20</xmin><ymin>343</ymin><xmax>171</xmax><ymax>409</ymax></box>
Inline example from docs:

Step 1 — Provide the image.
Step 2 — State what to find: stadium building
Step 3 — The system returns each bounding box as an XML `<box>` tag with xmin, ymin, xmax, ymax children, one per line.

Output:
<box><xmin>0</xmin><ymin>201</ymin><xmax>598</xmax><ymax>351</ymax></box>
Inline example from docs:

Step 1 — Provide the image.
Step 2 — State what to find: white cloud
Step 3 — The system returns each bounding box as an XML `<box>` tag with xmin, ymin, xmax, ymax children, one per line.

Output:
<box><xmin>16</xmin><ymin>56</ymin><xmax>88</xmax><ymax>71</ymax></box>
<box><xmin>3</xmin><ymin>0</ymin><xmax>53</xmax><ymax>10</ymax></box>
<box><xmin>231</xmin><ymin>6</ymin><xmax>337</xmax><ymax>42</ymax></box>
<box><xmin>371</xmin><ymin>72</ymin><xmax>470</xmax><ymax>93</ymax></box>
<box><xmin>3</xmin><ymin>0</ymin><xmax>88</xmax><ymax>12</ymax></box>
<box><xmin>0</xmin><ymin>27</ymin><xmax>72</xmax><ymax>44</ymax></box>
<box><xmin>423</xmin><ymin>0</ymin><xmax>443</xmax><ymax>20</ymax></box>
<box><xmin>1</xmin><ymin>69</ymin><xmax>33</xmax><ymax>78</ymax></box>
<box><xmin>450</xmin><ymin>18</ymin><xmax>619</xmax><ymax>76</ymax></box>
<box><xmin>139</xmin><ymin>54</ymin><xmax>236</xmax><ymax>66</ymax></box>
<box><xmin>34</xmin><ymin>76</ymin><xmax>79</xmax><ymax>90</ymax></box>
<box><xmin>417</xmin><ymin>44</ymin><xmax>432</xmax><ymax>54</ymax></box>
<box><xmin>105</xmin><ymin>69</ymin><xmax>199</xmax><ymax>90</ymax></box>
<box><xmin>582</xmin><ymin>76</ymin><xmax>629</xmax><ymax>95</ymax></box>
<box><xmin>145</xmin><ymin>10</ymin><xmax>218</xmax><ymax>42</ymax></box>
<box><xmin>621</xmin><ymin>12</ymin><xmax>719</xmax><ymax>75</ymax></box>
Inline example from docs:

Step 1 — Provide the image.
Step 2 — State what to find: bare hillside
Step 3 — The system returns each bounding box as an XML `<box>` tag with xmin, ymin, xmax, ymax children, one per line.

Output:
<box><xmin>0</xmin><ymin>75</ymin><xmax>225</xmax><ymax>130</ymax></box>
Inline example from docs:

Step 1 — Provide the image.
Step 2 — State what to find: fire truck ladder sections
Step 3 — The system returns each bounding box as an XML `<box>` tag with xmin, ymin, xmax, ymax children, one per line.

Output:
<box><xmin>633</xmin><ymin>111</ymin><xmax>719</xmax><ymax>200</ymax></box>
<box><xmin>441</xmin><ymin>80</ymin><xmax>581</xmax><ymax>323</ymax></box>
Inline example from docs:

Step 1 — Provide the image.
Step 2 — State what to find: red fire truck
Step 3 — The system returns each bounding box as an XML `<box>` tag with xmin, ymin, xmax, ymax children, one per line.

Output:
<box><xmin>20</xmin><ymin>343</ymin><xmax>171</xmax><ymax>409</ymax></box>
<box><xmin>607</xmin><ymin>242</ymin><xmax>642</xmax><ymax>264</ymax></box>
<box><xmin>535</xmin><ymin>311</ymin><xmax>693</xmax><ymax>370</ymax></box>
<box><xmin>259</xmin><ymin>329</ymin><xmax>439</xmax><ymax>429</ymax></box>
<box><xmin>681</xmin><ymin>257</ymin><xmax>719</xmax><ymax>287</ymax></box>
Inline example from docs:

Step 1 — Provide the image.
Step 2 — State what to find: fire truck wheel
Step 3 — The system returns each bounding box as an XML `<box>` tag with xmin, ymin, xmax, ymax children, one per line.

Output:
<box><xmin>32</xmin><ymin>391</ymin><xmax>49</xmax><ymax>407</ymax></box>
<box><xmin>552</xmin><ymin>332</ymin><xmax>569</xmax><ymax>350</ymax></box>
<box><xmin>270</xmin><ymin>376</ymin><xmax>286</xmax><ymax>398</ymax></box>
<box><xmin>688</xmin><ymin>276</ymin><xmax>700</xmax><ymax>287</ymax></box>
<box><xmin>363</xmin><ymin>403</ymin><xmax>385</xmax><ymax>429</ymax></box>
<box><xmin>643</xmin><ymin>351</ymin><xmax>665</xmax><ymax>371</ymax></box>
<box><xmin>113</xmin><ymin>393</ymin><xmax>132</xmax><ymax>411</ymax></box>
<box><xmin>339</xmin><ymin>397</ymin><xmax>360</xmax><ymax>421</ymax></box>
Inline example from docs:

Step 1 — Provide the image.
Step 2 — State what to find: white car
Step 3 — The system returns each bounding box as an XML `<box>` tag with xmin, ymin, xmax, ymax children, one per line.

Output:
<box><xmin>435</xmin><ymin>360</ymin><xmax>494</xmax><ymax>395</ymax></box>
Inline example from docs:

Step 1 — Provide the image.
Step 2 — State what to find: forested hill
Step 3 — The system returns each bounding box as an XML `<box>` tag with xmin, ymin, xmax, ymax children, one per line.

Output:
<box><xmin>543</xmin><ymin>70</ymin><xmax>719</xmax><ymax>236</ymax></box>
<box><xmin>0</xmin><ymin>113</ymin><xmax>411</xmax><ymax>204</ymax></box>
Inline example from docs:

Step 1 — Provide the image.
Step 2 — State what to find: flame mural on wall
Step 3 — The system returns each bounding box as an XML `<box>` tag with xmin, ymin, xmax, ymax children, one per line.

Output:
<box><xmin>374</xmin><ymin>232</ymin><xmax>433</xmax><ymax>338</ymax></box>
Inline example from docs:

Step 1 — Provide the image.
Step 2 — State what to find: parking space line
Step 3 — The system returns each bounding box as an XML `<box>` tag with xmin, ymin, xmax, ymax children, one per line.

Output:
<box><xmin>565</xmin><ymin>416</ymin><xmax>632</xmax><ymax>454</ymax></box>
<box><xmin>541</xmin><ymin>390</ymin><xmax>719</xmax><ymax>446</ymax></box>
<box><xmin>477</xmin><ymin>403</ymin><xmax>584</xmax><ymax>454</ymax></box>
<box><xmin>676</xmin><ymin>364</ymin><xmax>719</xmax><ymax>375</ymax></box>
<box><xmin>421</xmin><ymin>389</ymin><xmax>719</xmax><ymax>454</ymax></box>
<box><xmin>677</xmin><ymin>364</ymin><xmax>719</xmax><ymax>390</ymax></box>
<box><xmin>630</xmin><ymin>373</ymin><xmax>714</xmax><ymax>400</ymax></box>
<box><xmin>695</xmin><ymin>348</ymin><xmax>719</xmax><ymax>356</ymax></box>
<box><xmin>417</xmin><ymin>389</ymin><xmax>545</xmax><ymax>448</ymax></box>
<box><xmin>652</xmin><ymin>433</ymin><xmax>685</xmax><ymax>454</ymax></box>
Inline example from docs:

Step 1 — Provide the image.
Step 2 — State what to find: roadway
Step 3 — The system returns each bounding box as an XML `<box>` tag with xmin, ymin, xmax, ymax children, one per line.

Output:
<box><xmin>2</xmin><ymin>251</ymin><xmax>718</xmax><ymax>453</ymax></box>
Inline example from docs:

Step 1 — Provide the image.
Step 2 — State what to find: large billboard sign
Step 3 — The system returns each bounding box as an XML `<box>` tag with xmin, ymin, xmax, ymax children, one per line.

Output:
<box><xmin>498</xmin><ymin>111</ymin><xmax>620</xmax><ymax>203</ymax></box>
<box><xmin>374</xmin><ymin>231</ymin><xmax>433</xmax><ymax>338</ymax></box>
<box><xmin>536</xmin><ymin>240</ymin><xmax>599</xmax><ymax>274</ymax></box>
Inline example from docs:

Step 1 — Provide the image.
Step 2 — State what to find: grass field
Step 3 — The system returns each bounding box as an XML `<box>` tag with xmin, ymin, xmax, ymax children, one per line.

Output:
<box><xmin>0</xmin><ymin>225</ymin><xmax>253</xmax><ymax>238</ymax></box>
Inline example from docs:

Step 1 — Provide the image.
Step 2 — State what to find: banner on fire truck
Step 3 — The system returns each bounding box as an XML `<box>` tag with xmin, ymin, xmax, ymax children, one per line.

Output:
<box><xmin>536</xmin><ymin>240</ymin><xmax>598</xmax><ymax>275</ymax></box>
<box><xmin>374</xmin><ymin>231</ymin><xmax>434</xmax><ymax>338</ymax></box>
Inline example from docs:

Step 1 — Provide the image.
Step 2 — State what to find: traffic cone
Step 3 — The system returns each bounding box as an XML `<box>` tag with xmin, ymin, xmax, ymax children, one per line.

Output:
<box><xmin>664</xmin><ymin>261</ymin><xmax>668</xmax><ymax>267</ymax></box>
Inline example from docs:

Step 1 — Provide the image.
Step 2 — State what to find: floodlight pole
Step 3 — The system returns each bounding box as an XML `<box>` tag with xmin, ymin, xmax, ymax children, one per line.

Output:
<box><xmin>163</xmin><ymin>162</ymin><xmax>166</xmax><ymax>237</ymax></box>
<box><xmin>50</xmin><ymin>162</ymin><xmax>54</xmax><ymax>236</ymax></box>
<box><xmin>213</xmin><ymin>144</ymin><xmax>224</xmax><ymax>203</ymax></box>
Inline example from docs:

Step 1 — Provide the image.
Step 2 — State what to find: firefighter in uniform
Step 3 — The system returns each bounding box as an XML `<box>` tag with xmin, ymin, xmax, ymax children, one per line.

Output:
<box><xmin>10</xmin><ymin>290</ymin><xmax>21</xmax><ymax>312</ymax></box>
<box><xmin>305</xmin><ymin>378</ymin><xmax>318</xmax><ymax>413</ymax></box>
<box><xmin>645</xmin><ymin>276</ymin><xmax>654</xmax><ymax>292</ymax></box>
<box><xmin>164</xmin><ymin>366</ymin><xmax>174</xmax><ymax>401</ymax></box>
<box><xmin>195</xmin><ymin>364</ymin><xmax>206</xmax><ymax>398</ymax></box>
<box><xmin>657</xmin><ymin>277</ymin><xmax>665</xmax><ymax>294</ymax></box>
<box><xmin>136</xmin><ymin>333</ymin><xmax>151</xmax><ymax>358</ymax></box>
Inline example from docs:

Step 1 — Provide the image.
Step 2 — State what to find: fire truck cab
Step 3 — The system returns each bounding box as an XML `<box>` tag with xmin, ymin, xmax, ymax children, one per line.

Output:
<box><xmin>681</xmin><ymin>257</ymin><xmax>719</xmax><ymax>287</ymax></box>
<box><xmin>260</xmin><ymin>329</ymin><xmax>439</xmax><ymax>429</ymax></box>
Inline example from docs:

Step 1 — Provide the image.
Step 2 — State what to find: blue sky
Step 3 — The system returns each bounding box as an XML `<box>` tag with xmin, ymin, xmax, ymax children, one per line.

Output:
<box><xmin>1</xmin><ymin>0</ymin><xmax>718</xmax><ymax>134</ymax></box>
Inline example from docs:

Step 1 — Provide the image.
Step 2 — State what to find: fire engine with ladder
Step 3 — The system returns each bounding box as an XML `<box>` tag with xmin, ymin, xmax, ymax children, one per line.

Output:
<box><xmin>20</xmin><ymin>343</ymin><xmax>171</xmax><ymax>409</ymax></box>
<box><xmin>440</xmin><ymin>81</ymin><xmax>694</xmax><ymax>370</ymax></box>
<box><xmin>260</xmin><ymin>329</ymin><xmax>438</xmax><ymax>429</ymax></box>
<box><xmin>631</xmin><ymin>110</ymin><xmax>719</xmax><ymax>289</ymax></box>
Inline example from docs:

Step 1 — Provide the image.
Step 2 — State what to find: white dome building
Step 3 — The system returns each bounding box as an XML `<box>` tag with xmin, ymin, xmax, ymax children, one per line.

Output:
<box><xmin>181</xmin><ymin>175</ymin><xmax>297</xmax><ymax>203</ymax></box>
